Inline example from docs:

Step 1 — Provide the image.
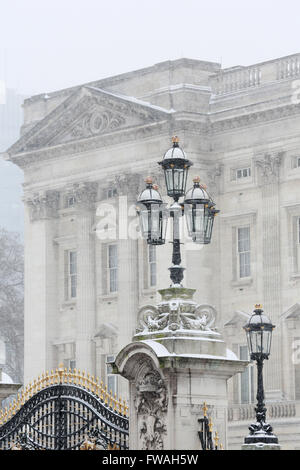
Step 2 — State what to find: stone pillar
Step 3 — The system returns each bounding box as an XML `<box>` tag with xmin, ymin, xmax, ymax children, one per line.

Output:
<box><xmin>255</xmin><ymin>152</ymin><xmax>283</xmax><ymax>399</ymax></box>
<box><xmin>24</xmin><ymin>190</ymin><xmax>60</xmax><ymax>383</ymax></box>
<box><xmin>116</xmin><ymin>173</ymin><xmax>142</xmax><ymax>351</ymax></box>
<box><xmin>73</xmin><ymin>182</ymin><xmax>98</xmax><ymax>374</ymax></box>
<box><xmin>115</xmin><ymin>287</ymin><xmax>247</xmax><ymax>450</ymax></box>
<box><xmin>0</xmin><ymin>369</ymin><xmax>22</xmax><ymax>408</ymax></box>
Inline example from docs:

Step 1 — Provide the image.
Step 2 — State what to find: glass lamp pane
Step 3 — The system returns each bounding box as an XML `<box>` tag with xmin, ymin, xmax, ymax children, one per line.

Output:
<box><xmin>165</xmin><ymin>169</ymin><xmax>173</xmax><ymax>194</ymax></box>
<box><xmin>205</xmin><ymin>213</ymin><xmax>214</xmax><ymax>243</ymax></box>
<box><xmin>161</xmin><ymin>211</ymin><xmax>168</xmax><ymax>241</ymax></box>
<box><xmin>246</xmin><ymin>331</ymin><xmax>252</xmax><ymax>355</ymax></box>
<box><xmin>186</xmin><ymin>207</ymin><xmax>193</xmax><ymax>236</ymax></box>
<box><xmin>140</xmin><ymin>208</ymin><xmax>149</xmax><ymax>239</ymax></box>
<box><xmin>262</xmin><ymin>330</ymin><xmax>271</xmax><ymax>355</ymax></box>
<box><xmin>150</xmin><ymin>208</ymin><xmax>160</xmax><ymax>239</ymax></box>
<box><xmin>252</xmin><ymin>330</ymin><xmax>264</xmax><ymax>354</ymax></box>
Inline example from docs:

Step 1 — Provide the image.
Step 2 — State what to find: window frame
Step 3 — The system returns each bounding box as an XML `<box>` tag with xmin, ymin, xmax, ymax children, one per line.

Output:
<box><xmin>106</xmin><ymin>354</ymin><xmax>117</xmax><ymax>396</ymax></box>
<box><xmin>65</xmin><ymin>249</ymin><xmax>77</xmax><ymax>300</ymax></box>
<box><xmin>108</xmin><ymin>244</ymin><xmax>118</xmax><ymax>293</ymax></box>
<box><xmin>236</xmin><ymin>167</ymin><xmax>251</xmax><ymax>180</ymax></box>
<box><xmin>239</xmin><ymin>345</ymin><xmax>255</xmax><ymax>404</ymax></box>
<box><xmin>237</xmin><ymin>225</ymin><xmax>251</xmax><ymax>279</ymax></box>
<box><xmin>148</xmin><ymin>245</ymin><xmax>157</xmax><ymax>287</ymax></box>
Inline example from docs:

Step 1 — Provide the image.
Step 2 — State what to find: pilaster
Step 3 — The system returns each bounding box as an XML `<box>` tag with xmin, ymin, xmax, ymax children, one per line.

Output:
<box><xmin>255</xmin><ymin>152</ymin><xmax>284</xmax><ymax>398</ymax></box>
<box><xmin>72</xmin><ymin>182</ymin><xmax>98</xmax><ymax>374</ymax></box>
<box><xmin>24</xmin><ymin>190</ymin><xmax>60</xmax><ymax>382</ymax></box>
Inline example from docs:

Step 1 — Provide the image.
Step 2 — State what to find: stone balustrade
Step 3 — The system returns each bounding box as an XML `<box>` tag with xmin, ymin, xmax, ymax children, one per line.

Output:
<box><xmin>228</xmin><ymin>401</ymin><xmax>299</xmax><ymax>422</ymax></box>
<box><xmin>211</xmin><ymin>53</ymin><xmax>300</xmax><ymax>95</ymax></box>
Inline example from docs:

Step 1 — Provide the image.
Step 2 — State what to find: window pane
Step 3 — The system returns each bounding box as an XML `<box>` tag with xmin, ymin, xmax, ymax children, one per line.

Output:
<box><xmin>70</xmin><ymin>275</ymin><xmax>77</xmax><ymax>298</ymax></box>
<box><xmin>110</xmin><ymin>268</ymin><xmax>118</xmax><ymax>292</ymax></box>
<box><xmin>240</xmin><ymin>346</ymin><xmax>252</xmax><ymax>404</ymax></box>
<box><xmin>149</xmin><ymin>245</ymin><xmax>156</xmax><ymax>263</ymax></box>
<box><xmin>107</xmin><ymin>355</ymin><xmax>117</xmax><ymax>395</ymax></box>
<box><xmin>68</xmin><ymin>251</ymin><xmax>77</xmax><ymax>298</ymax></box>
<box><xmin>109</xmin><ymin>245</ymin><xmax>118</xmax><ymax>268</ymax></box>
<box><xmin>238</xmin><ymin>227</ymin><xmax>250</xmax><ymax>278</ymax></box>
<box><xmin>69</xmin><ymin>251</ymin><xmax>77</xmax><ymax>274</ymax></box>
<box><xmin>149</xmin><ymin>245</ymin><xmax>156</xmax><ymax>286</ymax></box>
<box><xmin>107</xmin><ymin>375</ymin><xmax>117</xmax><ymax>395</ymax></box>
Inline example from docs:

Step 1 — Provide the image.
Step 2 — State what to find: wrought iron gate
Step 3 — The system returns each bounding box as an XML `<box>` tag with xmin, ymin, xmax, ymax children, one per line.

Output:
<box><xmin>0</xmin><ymin>365</ymin><xmax>129</xmax><ymax>450</ymax></box>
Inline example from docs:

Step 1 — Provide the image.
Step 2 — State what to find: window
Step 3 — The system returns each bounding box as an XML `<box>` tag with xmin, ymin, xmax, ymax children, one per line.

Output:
<box><xmin>106</xmin><ymin>355</ymin><xmax>117</xmax><ymax>396</ymax></box>
<box><xmin>236</xmin><ymin>167</ymin><xmax>251</xmax><ymax>179</ymax></box>
<box><xmin>64</xmin><ymin>358</ymin><xmax>76</xmax><ymax>370</ymax></box>
<box><xmin>298</xmin><ymin>218</ymin><xmax>300</xmax><ymax>244</ymax></box>
<box><xmin>108</xmin><ymin>244</ymin><xmax>118</xmax><ymax>293</ymax></box>
<box><xmin>66</xmin><ymin>195</ymin><xmax>76</xmax><ymax>207</ymax></box>
<box><xmin>239</xmin><ymin>345</ymin><xmax>254</xmax><ymax>404</ymax></box>
<box><xmin>148</xmin><ymin>245</ymin><xmax>157</xmax><ymax>287</ymax></box>
<box><xmin>237</xmin><ymin>226</ymin><xmax>251</xmax><ymax>278</ymax></box>
<box><xmin>65</xmin><ymin>250</ymin><xmax>77</xmax><ymax>299</ymax></box>
<box><xmin>107</xmin><ymin>188</ymin><xmax>117</xmax><ymax>199</ymax></box>
<box><xmin>292</xmin><ymin>156</ymin><xmax>300</xmax><ymax>169</ymax></box>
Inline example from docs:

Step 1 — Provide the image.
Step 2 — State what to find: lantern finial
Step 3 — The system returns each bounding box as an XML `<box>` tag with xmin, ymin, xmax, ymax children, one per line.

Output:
<box><xmin>172</xmin><ymin>136</ymin><xmax>179</xmax><ymax>146</ymax></box>
<box><xmin>144</xmin><ymin>176</ymin><xmax>153</xmax><ymax>185</ymax></box>
<box><xmin>255</xmin><ymin>303</ymin><xmax>263</xmax><ymax>310</ymax></box>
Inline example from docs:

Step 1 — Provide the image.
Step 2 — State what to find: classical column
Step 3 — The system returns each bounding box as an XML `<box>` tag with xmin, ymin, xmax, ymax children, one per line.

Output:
<box><xmin>116</xmin><ymin>173</ymin><xmax>142</xmax><ymax>351</ymax></box>
<box><xmin>24</xmin><ymin>190</ymin><xmax>60</xmax><ymax>383</ymax></box>
<box><xmin>255</xmin><ymin>152</ymin><xmax>283</xmax><ymax>399</ymax></box>
<box><xmin>72</xmin><ymin>182</ymin><xmax>98</xmax><ymax>375</ymax></box>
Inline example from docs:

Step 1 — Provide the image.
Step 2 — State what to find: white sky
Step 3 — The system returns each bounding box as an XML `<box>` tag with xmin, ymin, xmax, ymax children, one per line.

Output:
<box><xmin>1</xmin><ymin>0</ymin><xmax>300</xmax><ymax>96</ymax></box>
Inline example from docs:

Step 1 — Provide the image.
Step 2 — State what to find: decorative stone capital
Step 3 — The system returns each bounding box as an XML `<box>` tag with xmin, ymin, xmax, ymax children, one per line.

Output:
<box><xmin>25</xmin><ymin>190</ymin><xmax>60</xmax><ymax>221</ymax></box>
<box><xmin>254</xmin><ymin>152</ymin><xmax>283</xmax><ymax>185</ymax></box>
<box><xmin>67</xmin><ymin>181</ymin><xmax>98</xmax><ymax>210</ymax></box>
<box><xmin>206</xmin><ymin>163</ymin><xmax>223</xmax><ymax>196</ymax></box>
<box><xmin>113</xmin><ymin>173</ymin><xmax>144</xmax><ymax>199</ymax></box>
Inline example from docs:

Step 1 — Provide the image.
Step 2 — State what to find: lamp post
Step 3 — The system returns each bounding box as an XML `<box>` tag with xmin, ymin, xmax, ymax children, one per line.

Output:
<box><xmin>243</xmin><ymin>304</ymin><xmax>279</xmax><ymax>445</ymax></box>
<box><xmin>136</xmin><ymin>136</ymin><xmax>219</xmax><ymax>286</ymax></box>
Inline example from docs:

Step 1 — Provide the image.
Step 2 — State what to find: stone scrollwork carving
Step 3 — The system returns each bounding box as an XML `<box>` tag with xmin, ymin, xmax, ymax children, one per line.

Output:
<box><xmin>71</xmin><ymin>110</ymin><xmax>126</xmax><ymax>139</ymax></box>
<box><xmin>135</xmin><ymin>359</ymin><xmax>168</xmax><ymax>450</ymax></box>
<box><xmin>136</xmin><ymin>289</ymin><xmax>217</xmax><ymax>333</ymax></box>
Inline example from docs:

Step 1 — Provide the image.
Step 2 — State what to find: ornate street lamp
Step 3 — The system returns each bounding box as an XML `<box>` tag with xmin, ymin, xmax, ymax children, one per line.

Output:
<box><xmin>158</xmin><ymin>135</ymin><xmax>192</xmax><ymax>201</ymax></box>
<box><xmin>243</xmin><ymin>304</ymin><xmax>279</xmax><ymax>445</ymax></box>
<box><xmin>137</xmin><ymin>136</ymin><xmax>219</xmax><ymax>286</ymax></box>
<box><xmin>137</xmin><ymin>177</ymin><xmax>168</xmax><ymax>245</ymax></box>
<box><xmin>184</xmin><ymin>177</ymin><xmax>219</xmax><ymax>244</ymax></box>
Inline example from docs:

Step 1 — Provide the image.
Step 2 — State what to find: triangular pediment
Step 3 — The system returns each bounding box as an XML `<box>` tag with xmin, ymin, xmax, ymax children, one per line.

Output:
<box><xmin>224</xmin><ymin>310</ymin><xmax>250</xmax><ymax>327</ymax></box>
<box><xmin>8</xmin><ymin>86</ymin><xmax>172</xmax><ymax>155</ymax></box>
<box><xmin>281</xmin><ymin>303</ymin><xmax>300</xmax><ymax>320</ymax></box>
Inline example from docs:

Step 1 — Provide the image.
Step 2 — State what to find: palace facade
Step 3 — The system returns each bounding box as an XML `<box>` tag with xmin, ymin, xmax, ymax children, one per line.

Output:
<box><xmin>5</xmin><ymin>54</ymin><xmax>300</xmax><ymax>449</ymax></box>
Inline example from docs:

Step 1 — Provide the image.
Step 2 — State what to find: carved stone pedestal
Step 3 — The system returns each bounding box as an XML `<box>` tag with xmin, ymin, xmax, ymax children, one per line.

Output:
<box><xmin>115</xmin><ymin>287</ymin><xmax>248</xmax><ymax>450</ymax></box>
<box><xmin>0</xmin><ymin>370</ymin><xmax>22</xmax><ymax>408</ymax></box>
